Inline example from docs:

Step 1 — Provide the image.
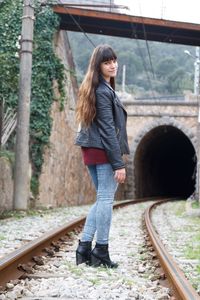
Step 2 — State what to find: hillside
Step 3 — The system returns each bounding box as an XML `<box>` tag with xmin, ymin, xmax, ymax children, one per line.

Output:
<box><xmin>68</xmin><ymin>31</ymin><xmax>195</xmax><ymax>97</ymax></box>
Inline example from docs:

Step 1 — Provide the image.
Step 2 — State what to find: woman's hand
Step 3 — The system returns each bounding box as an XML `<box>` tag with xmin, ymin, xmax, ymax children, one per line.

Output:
<box><xmin>114</xmin><ymin>168</ymin><xmax>126</xmax><ymax>184</ymax></box>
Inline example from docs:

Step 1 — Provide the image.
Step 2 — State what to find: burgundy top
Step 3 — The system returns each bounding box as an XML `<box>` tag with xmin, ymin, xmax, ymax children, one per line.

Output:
<box><xmin>81</xmin><ymin>147</ymin><xmax>109</xmax><ymax>165</ymax></box>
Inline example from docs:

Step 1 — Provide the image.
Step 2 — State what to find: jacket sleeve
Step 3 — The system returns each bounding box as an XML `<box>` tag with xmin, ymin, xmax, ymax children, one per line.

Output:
<box><xmin>95</xmin><ymin>88</ymin><xmax>125</xmax><ymax>170</ymax></box>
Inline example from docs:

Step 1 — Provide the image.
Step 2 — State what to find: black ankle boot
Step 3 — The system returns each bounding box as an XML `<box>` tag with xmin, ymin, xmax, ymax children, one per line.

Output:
<box><xmin>76</xmin><ymin>240</ymin><xmax>92</xmax><ymax>265</ymax></box>
<box><xmin>91</xmin><ymin>243</ymin><xmax>118</xmax><ymax>268</ymax></box>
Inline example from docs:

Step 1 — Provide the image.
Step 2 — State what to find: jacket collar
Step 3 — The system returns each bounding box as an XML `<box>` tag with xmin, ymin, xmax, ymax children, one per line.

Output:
<box><xmin>99</xmin><ymin>75</ymin><xmax>126</xmax><ymax>111</ymax></box>
<box><xmin>99</xmin><ymin>75</ymin><xmax>114</xmax><ymax>92</ymax></box>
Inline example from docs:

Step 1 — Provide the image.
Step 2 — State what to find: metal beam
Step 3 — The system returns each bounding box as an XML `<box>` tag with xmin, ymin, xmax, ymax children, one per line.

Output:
<box><xmin>53</xmin><ymin>6</ymin><xmax>200</xmax><ymax>46</ymax></box>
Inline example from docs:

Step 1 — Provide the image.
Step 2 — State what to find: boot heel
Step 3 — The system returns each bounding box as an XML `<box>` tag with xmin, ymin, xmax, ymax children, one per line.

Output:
<box><xmin>91</xmin><ymin>254</ymin><xmax>102</xmax><ymax>267</ymax></box>
<box><xmin>76</xmin><ymin>251</ymin><xmax>87</xmax><ymax>265</ymax></box>
<box><xmin>91</xmin><ymin>243</ymin><xmax>118</xmax><ymax>268</ymax></box>
<box><xmin>75</xmin><ymin>240</ymin><xmax>92</xmax><ymax>265</ymax></box>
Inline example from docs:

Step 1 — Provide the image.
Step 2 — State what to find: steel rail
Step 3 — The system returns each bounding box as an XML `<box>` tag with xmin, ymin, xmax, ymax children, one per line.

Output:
<box><xmin>0</xmin><ymin>216</ymin><xmax>85</xmax><ymax>288</ymax></box>
<box><xmin>0</xmin><ymin>198</ymin><xmax>146</xmax><ymax>288</ymax></box>
<box><xmin>1</xmin><ymin>196</ymin><xmax>198</xmax><ymax>300</ymax></box>
<box><xmin>144</xmin><ymin>200</ymin><xmax>200</xmax><ymax>300</ymax></box>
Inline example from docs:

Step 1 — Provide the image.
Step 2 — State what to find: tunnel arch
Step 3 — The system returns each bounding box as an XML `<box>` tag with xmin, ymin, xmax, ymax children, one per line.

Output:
<box><xmin>129</xmin><ymin>118</ymin><xmax>197</xmax><ymax>199</ymax></box>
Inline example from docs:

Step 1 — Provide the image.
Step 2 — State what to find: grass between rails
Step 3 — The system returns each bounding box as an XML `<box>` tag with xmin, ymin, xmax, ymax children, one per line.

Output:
<box><xmin>0</xmin><ymin>208</ymin><xmax>53</xmax><ymax>220</ymax></box>
<box><xmin>191</xmin><ymin>201</ymin><xmax>200</xmax><ymax>209</ymax></box>
<box><xmin>176</xmin><ymin>201</ymin><xmax>200</xmax><ymax>276</ymax></box>
<box><xmin>0</xmin><ymin>205</ymin><xmax>89</xmax><ymax>220</ymax></box>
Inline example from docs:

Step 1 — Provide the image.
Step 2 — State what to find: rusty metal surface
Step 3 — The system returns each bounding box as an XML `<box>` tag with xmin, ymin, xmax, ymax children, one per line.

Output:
<box><xmin>144</xmin><ymin>200</ymin><xmax>200</xmax><ymax>300</ymax></box>
<box><xmin>53</xmin><ymin>6</ymin><xmax>200</xmax><ymax>46</ymax></box>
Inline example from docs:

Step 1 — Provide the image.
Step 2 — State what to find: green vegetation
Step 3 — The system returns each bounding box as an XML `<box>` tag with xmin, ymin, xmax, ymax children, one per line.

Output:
<box><xmin>64</xmin><ymin>262</ymin><xmax>85</xmax><ymax>276</ymax></box>
<box><xmin>0</xmin><ymin>1</ymin><xmax>65</xmax><ymax>196</ymax></box>
<box><xmin>0</xmin><ymin>207</ymin><xmax>51</xmax><ymax>220</ymax></box>
<box><xmin>68</xmin><ymin>32</ymin><xmax>194</xmax><ymax>96</ymax></box>
<box><xmin>174</xmin><ymin>200</ymin><xmax>186</xmax><ymax>216</ymax></box>
<box><xmin>185</xmin><ymin>244</ymin><xmax>200</xmax><ymax>260</ymax></box>
<box><xmin>183</xmin><ymin>218</ymin><xmax>200</xmax><ymax>277</ymax></box>
<box><xmin>191</xmin><ymin>201</ymin><xmax>200</xmax><ymax>209</ymax></box>
<box><xmin>139</xmin><ymin>253</ymin><xmax>148</xmax><ymax>261</ymax></box>
<box><xmin>196</xmin><ymin>265</ymin><xmax>200</xmax><ymax>275</ymax></box>
<box><xmin>0</xmin><ymin>235</ymin><xmax>6</xmax><ymax>240</ymax></box>
<box><xmin>0</xmin><ymin>150</ymin><xmax>15</xmax><ymax>166</ymax></box>
<box><xmin>0</xmin><ymin>1</ymin><xmax>21</xmax><ymax>110</ymax></box>
<box><xmin>88</xmin><ymin>278</ymin><xmax>102</xmax><ymax>285</ymax></box>
<box><xmin>121</xmin><ymin>277</ymin><xmax>135</xmax><ymax>287</ymax></box>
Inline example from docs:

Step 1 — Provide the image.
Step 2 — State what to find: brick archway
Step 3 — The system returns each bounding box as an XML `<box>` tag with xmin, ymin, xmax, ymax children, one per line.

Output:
<box><xmin>125</xmin><ymin>117</ymin><xmax>197</xmax><ymax>199</ymax></box>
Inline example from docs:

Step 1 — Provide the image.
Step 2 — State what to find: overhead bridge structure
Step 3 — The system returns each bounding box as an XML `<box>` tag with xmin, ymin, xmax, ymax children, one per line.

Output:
<box><xmin>53</xmin><ymin>5</ymin><xmax>200</xmax><ymax>46</ymax></box>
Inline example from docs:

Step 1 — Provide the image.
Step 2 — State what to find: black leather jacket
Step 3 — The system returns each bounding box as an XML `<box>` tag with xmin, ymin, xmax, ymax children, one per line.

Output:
<box><xmin>75</xmin><ymin>78</ymin><xmax>130</xmax><ymax>170</ymax></box>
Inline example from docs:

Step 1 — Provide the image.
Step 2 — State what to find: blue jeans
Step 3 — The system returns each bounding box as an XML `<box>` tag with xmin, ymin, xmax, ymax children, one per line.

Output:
<box><xmin>81</xmin><ymin>164</ymin><xmax>118</xmax><ymax>245</ymax></box>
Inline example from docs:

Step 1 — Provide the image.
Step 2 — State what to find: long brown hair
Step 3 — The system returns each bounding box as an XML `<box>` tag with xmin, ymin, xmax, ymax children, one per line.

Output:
<box><xmin>76</xmin><ymin>44</ymin><xmax>117</xmax><ymax>127</ymax></box>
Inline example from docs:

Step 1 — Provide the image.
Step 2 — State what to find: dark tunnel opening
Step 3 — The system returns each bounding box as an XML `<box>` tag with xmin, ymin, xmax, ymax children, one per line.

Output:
<box><xmin>134</xmin><ymin>125</ymin><xmax>196</xmax><ymax>198</ymax></box>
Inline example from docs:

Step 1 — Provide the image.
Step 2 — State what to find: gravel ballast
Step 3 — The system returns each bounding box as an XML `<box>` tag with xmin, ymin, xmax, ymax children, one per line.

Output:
<box><xmin>1</xmin><ymin>200</ymin><xmax>199</xmax><ymax>299</ymax></box>
<box><xmin>1</xmin><ymin>202</ymin><xmax>171</xmax><ymax>300</ymax></box>
<box><xmin>152</xmin><ymin>200</ymin><xmax>200</xmax><ymax>293</ymax></box>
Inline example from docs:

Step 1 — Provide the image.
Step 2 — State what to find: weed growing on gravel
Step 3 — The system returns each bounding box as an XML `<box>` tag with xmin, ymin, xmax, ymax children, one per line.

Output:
<box><xmin>0</xmin><ymin>234</ymin><xmax>6</xmax><ymax>240</ymax></box>
<box><xmin>128</xmin><ymin>251</ymin><xmax>137</xmax><ymax>257</ymax></box>
<box><xmin>122</xmin><ymin>277</ymin><xmax>135</xmax><ymax>287</ymax></box>
<box><xmin>196</xmin><ymin>265</ymin><xmax>200</xmax><ymax>274</ymax></box>
<box><xmin>174</xmin><ymin>201</ymin><xmax>186</xmax><ymax>216</ymax></box>
<box><xmin>193</xmin><ymin>233</ymin><xmax>200</xmax><ymax>242</ymax></box>
<box><xmin>70</xmin><ymin>266</ymin><xmax>84</xmax><ymax>276</ymax></box>
<box><xmin>191</xmin><ymin>281</ymin><xmax>198</xmax><ymax>290</ymax></box>
<box><xmin>184</xmin><ymin>244</ymin><xmax>200</xmax><ymax>260</ymax></box>
<box><xmin>139</xmin><ymin>253</ymin><xmax>148</xmax><ymax>261</ymax></box>
<box><xmin>88</xmin><ymin>277</ymin><xmax>102</xmax><ymax>285</ymax></box>
<box><xmin>191</xmin><ymin>201</ymin><xmax>200</xmax><ymax>209</ymax></box>
<box><xmin>191</xmin><ymin>217</ymin><xmax>200</xmax><ymax>225</ymax></box>
<box><xmin>0</xmin><ymin>208</ymin><xmax>50</xmax><ymax>220</ymax></box>
<box><xmin>64</xmin><ymin>261</ymin><xmax>84</xmax><ymax>276</ymax></box>
<box><xmin>142</xmin><ymin>273</ymin><xmax>150</xmax><ymax>279</ymax></box>
<box><xmin>106</xmin><ymin>267</ymin><xmax>118</xmax><ymax>276</ymax></box>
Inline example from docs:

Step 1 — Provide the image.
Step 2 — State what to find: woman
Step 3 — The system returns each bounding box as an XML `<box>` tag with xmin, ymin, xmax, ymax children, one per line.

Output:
<box><xmin>75</xmin><ymin>44</ymin><xmax>130</xmax><ymax>268</ymax></box>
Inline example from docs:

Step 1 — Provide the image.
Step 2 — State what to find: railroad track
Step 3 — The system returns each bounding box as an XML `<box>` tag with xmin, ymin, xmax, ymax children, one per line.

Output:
<box><xmin>144</xmin><ymin>200</ymin><xmax>200</xmax><ymax>300</ymax></box>
<box><xmin>0</xmin><ymin>198</ymin><xmax>199</xmax><ymax>300</ymax></box>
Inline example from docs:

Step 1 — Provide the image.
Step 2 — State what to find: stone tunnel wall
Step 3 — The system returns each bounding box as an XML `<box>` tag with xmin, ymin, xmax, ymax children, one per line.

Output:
<box><xmin>122</xmin><ymin>100</ymin><xmax>198</xmax><ymax>199</ymax></box>
<box><xmin>37</xmin><ymin>31</ymin><xmax>95</xmax><ymax>208</ymax></box>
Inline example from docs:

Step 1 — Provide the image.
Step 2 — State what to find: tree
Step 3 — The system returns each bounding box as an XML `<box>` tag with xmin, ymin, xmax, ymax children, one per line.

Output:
<box><xmin>166</xmin><ymin>68</ymin><xmax>192</xmax><ymax>93</ymax></box>
<box><xmin>117</xmin><ymin>51</ymin><xmax>143</xmax><ymax>85</ymax></box>
<box><xmin>155</xmin><ymin>57</ymin><xmax>177</xmax><ymax>78</ymax></box>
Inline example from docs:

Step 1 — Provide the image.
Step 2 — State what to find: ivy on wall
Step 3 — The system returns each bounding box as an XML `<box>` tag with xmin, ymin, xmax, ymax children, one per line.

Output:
<box><xmin>0</xmin><ymin>1</ymin><xmax>21</xmax><ymax>109</ymax></box>
<box><xmin>0</xmin><ymin>0</ymin><xmax>65</xmax><ymax>196</ymax></box>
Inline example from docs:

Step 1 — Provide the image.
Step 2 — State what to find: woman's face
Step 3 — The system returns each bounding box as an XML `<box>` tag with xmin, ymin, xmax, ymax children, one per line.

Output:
<box><xmin>100</xmin><ymin>59</ymin><xmax>118</xmax><ymax>82</ymax></box>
